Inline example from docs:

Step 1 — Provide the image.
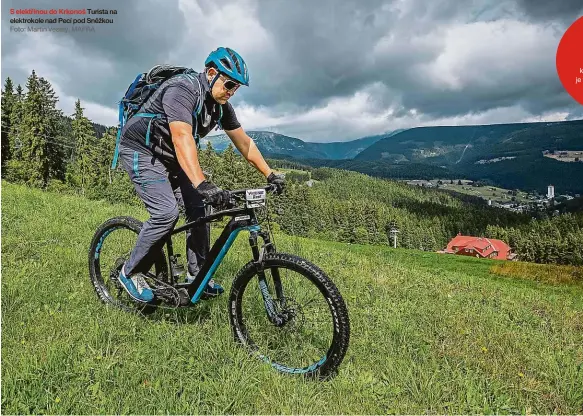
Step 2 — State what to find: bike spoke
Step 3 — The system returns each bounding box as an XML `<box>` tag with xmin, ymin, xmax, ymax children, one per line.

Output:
<box><xmin>239</xmin><ymin>266</ymin><xmax>335</xmax><ymax>372</ymax></box>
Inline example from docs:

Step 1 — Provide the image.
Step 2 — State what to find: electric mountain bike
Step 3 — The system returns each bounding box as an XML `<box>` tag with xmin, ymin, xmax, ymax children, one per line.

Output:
<box><xmin>88</xmin><ymin>185</ymin><xmax>350</xmax><ymax>379</ymax></box>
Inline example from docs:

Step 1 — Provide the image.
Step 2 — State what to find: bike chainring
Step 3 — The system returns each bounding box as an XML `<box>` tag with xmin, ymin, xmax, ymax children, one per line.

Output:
<box><xmin>145</xmin><ymin>275</ymin><xmax>182</xmax><ymax>309</ymax></box>
<box><xmin>109</xmin><ymin>258</ymin><xmax>185</xmax><ymax>310</ymax></box>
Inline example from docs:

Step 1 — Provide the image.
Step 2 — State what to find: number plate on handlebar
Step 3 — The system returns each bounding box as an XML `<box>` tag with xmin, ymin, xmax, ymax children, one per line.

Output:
<box><xmin>245</xmin><ymin>189</ymin><xmax>266</xmax><ymax>208</ymax></box>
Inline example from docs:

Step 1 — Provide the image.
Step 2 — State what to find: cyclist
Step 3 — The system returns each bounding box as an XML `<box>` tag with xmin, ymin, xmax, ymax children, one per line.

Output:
<box><xmin>116</xmin><ymin>47</ymin><xmax>285</xmax><ymax>303</ymax></box>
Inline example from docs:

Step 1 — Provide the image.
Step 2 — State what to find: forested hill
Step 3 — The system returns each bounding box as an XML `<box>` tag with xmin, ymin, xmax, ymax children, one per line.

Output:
<box><xmin>269</xmin><ymin>167</ymin><xmax>583</xmax><ymax>266</ymax></box>
<box><xmin>206</xmin><ymin>120</ymin><xmax>583</xmax><ymax>193</ymax></box>
<box><xmin>2</xmin><ymin>70</ymin><xmax>581</xmax><ymax>265</ymax></box>
<box><xmin>355</xmin><ymin>120</ymin><xmax>583</xmax><ymax>163</ymax></box>
<box><xmin>351</xmin><ymin>120</ymin><xmax>583</xmax><ymax>193</ymax></box>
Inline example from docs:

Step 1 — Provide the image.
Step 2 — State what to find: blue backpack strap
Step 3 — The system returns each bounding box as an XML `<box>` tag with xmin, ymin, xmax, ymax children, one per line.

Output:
<box><xmin>110</xmin><ymin>101</ymin><xmax>126</xmax><ymax>169</ymax></box>
<box><xmin>193</xmin><ymin>121</ymin><xmax>199</xmax><ymax>148</ymax></box>
<box><xmin>217</xmin><ymin>105</ymin><xmax>224</xmax><ymax>130</ymax></box>
<box><xmin>191</xmin><ymin>75</ymin><xmax>204</xmax><ymax>116</ymax></box>
<box><xmin>126</xmin><ymin>73</ymin><xmax>143</xmax><ymax>98</ymax></box>
<box><xmin>133</xmin><ymin>112</ymin><xmax>163</xmax><ymax>146</ymax></box>
<box><xmin>111</xmin><ymin>73</ymin><xmax>143</xmax><ymax>170</ymax></box>
<box><xmin>187</xmin><ymin>74</ymin><xmax>204</xmax><ymax>148</ymax></box>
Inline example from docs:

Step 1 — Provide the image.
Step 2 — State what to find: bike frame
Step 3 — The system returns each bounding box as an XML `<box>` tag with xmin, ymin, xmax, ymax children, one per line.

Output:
<box><xmin>164</xmin><ymin>188</ymin><xmax>277</xmax><ymax>305</ymax></box>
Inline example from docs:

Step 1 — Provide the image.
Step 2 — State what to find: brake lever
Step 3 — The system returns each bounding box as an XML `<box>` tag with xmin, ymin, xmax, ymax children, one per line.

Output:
<box><xmin>267</xmin><ymin>184</ymin><xmax>281</xmax><ymax>196</ymax></box>
<box><xmin>225</xmin><ymin>191</ymin><xmax>244</xmax><ymax>209</ymax></box>
<box><xmin>264</xmin><ymin>184</ymin><xmax>275</xmax><ymax>194</ymax></box>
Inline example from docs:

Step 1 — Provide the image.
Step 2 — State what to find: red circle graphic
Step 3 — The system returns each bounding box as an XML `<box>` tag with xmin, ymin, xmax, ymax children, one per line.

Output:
<box><xmin>556</xmin><ymin>16</ymin><xmax>583</xmax><ymax>106</ymax></box>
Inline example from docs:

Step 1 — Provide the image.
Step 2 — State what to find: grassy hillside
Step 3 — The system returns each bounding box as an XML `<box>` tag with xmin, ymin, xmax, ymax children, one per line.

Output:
<box><xmin>2</xmin><ymin>182</ymin><xmax>582</xmax><ymax>414</ymax></box>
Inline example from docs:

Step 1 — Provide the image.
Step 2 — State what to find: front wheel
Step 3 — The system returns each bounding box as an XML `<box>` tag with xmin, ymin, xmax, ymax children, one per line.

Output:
<box><xmin>228</xmin><ymin>252</ymin><xmax>350</xmax><ymax>379</ymax></box>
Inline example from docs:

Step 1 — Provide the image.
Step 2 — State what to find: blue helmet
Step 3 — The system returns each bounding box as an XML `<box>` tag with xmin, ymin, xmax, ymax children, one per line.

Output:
<box><xmin>205</xmin><ymin>47</ymin><xmax>249</xmax><ymax>86</ymax></box>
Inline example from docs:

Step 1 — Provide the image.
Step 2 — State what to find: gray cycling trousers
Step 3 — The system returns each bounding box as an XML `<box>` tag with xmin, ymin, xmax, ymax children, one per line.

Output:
<box><xmin>118</xmin><ymin>140</ymin><xmax>209</xmax><ymax>277</ymax></box>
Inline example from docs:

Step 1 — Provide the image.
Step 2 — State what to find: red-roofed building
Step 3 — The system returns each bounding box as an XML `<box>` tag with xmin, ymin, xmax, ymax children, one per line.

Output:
<box><xmin>441</xmin><ymin>234</ymin><xmax>516</xmax><ymax>260</ymax></box>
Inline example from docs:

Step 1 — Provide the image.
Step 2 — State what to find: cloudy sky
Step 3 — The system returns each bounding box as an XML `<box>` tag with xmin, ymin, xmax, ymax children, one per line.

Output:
<box><xmin>2</xmin><ymin>0</ymin><xmax>582</xmax><ymax>142</ymax></box>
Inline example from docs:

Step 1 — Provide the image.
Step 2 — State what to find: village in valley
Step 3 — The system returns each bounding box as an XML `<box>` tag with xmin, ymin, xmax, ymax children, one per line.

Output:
<box><xmin>404</xmin><ymin>179</ymin><xmax>578</xmax><ymax>214</ymax></box>
<box><xmin>401</xmin><ymin>178</ymin><xmax>582</xmax><ymax>261</ymax></box>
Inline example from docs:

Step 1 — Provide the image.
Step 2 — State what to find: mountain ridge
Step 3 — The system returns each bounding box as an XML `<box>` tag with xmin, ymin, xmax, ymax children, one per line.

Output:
<box><xmin>202</xmin><ymin>130</ymin><xmax>396</xmax><ymax>159</ymax></box>
<box><xmin>205</xmin><ymin>119</ymin><xmax>583</xmax><ymax>193</ymax></box>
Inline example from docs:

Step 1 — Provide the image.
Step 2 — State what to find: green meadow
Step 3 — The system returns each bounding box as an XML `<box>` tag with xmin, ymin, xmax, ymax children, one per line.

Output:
<box><xmin>2</xmin><ymin>181</ymin><xmax>582</xmax><ymax>414</ymax></box>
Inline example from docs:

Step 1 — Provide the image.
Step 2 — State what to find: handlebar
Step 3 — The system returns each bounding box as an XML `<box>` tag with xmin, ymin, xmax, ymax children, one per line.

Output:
<box><xmin>229</xmin><ymin>184</ymin><xmax>276</xmax><ymax>195</ymax></box>
<box><xmin>203</xmin><ymin>184</ymin><xmax>277</xmax><ymax>209</ymax></box>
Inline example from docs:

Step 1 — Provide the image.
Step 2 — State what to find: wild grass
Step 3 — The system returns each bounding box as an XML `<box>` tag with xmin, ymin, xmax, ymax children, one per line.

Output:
<box><xmin>491</xmin><ymin>261</ymin><xmax>583</xmax><ymax>286</ymax></box>
<box><xmin>2</xmin><ymin>181</ymin><xmax>582</xmax><ymax>414</ymax></box>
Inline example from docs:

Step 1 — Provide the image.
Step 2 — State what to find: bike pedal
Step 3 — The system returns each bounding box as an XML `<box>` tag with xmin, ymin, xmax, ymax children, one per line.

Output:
<box><xmin>200</xmin><ymin>292</ymin><xmax>221</xmax><ymax>300</ymax></box>
<box><xmin>172</xmin><ymin>264</ymin><xmax>185</xmax><ymax>279</ymax></box>
<box><xmin>177</xmin><ymin>288</ymin><xmax>191</xmax><ymax>306</ymax></box>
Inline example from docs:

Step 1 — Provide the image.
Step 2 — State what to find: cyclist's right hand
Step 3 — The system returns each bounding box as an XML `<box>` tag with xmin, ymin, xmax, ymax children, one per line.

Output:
<box><xmin>195</xmin><ymin>180</ymin><xmax>231</xmax><ymax>208</ymax></box>
<box><xmin>267</xmin><ymin>172</ymin><xmax>285</xmax><ymax>195</ymax></box>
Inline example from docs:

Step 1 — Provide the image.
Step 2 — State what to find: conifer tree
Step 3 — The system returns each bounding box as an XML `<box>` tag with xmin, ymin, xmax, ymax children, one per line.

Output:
<box><xmin>5</xmin><ymin>84</ymin><xmax>25</xmax><ymax>182</ymax></box>
<box><xmin>39</xmin><ymin>76</ymin><xmax>66</xmax><ymax>181</ymax></box>
<box><xmin>199</xmin><ymin>141</ymin><xmax>219</xmax><ymax>180</ymax></box>
<box><xmin>1</xmin><ymin>77</ymin><xmax>15</xmax><ymax>173</ymax></box>
<box><xmin>83</xmin><ymin>126</ymin><xmax>117</xmax><ymax>198</ymax></box>
<box><xmin>16</xmin><ymin>71</ymin><xmax>64</xmax><ymax>186</ymax></box>
<box><xmin>222</xmin><ymin>143</ymin><xmax>239</xmax><ymax>189</ymax></box>
<box><xmin>68</xmin><ymin>99</ymin><xmax>98</xmax><ymax>193</ymax></box>
<box><xmin>9</xmin><ymin>84</ymin><xmax>24</xmax><ymax>159</ymax></box>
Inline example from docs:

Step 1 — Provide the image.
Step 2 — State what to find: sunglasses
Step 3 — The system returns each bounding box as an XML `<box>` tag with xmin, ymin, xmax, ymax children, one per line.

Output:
<box><xmin>221</xmin><ymin>76</ymin><xmax>241</xmax><ymax>92</ymax></box>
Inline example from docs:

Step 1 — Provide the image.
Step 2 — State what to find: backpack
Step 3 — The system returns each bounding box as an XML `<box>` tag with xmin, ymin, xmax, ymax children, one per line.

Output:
<box><xmin>111</xmin><ymin>64</ymin><xmax>216</xmax><ymax>169</ymax></box>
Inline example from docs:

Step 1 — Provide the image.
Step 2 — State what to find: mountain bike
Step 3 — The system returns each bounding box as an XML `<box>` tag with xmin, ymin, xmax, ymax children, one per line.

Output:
<box><xmin>88</xmin><ymin>185</ymin><xmax>350</xmax><ymax>379</ymax></box>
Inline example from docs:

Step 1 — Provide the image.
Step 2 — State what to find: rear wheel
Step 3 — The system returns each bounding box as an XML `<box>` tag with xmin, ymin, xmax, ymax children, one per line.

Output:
<box><xmin>229</xmin><ymin>252</ymin><xmax>350</xmax><ymax>379</ymax></box>
<box><xmin>88</xmin><ymin>216</ymin><xmax>168</xmax><ymax>315</ymax></box>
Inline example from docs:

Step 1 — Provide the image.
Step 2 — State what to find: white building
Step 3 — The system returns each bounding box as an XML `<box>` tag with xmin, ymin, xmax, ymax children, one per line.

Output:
<box><xmin>547</xmin><ymin>185</ymin><xmax>555</xmax><ymax>199</ymax></box>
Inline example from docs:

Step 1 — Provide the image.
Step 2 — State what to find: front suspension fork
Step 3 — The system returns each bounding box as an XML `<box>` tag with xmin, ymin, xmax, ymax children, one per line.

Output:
<box><xmin>249</xmin><ymin>230</ymin><xmax>284</xmax><ymax>325</ymax></box>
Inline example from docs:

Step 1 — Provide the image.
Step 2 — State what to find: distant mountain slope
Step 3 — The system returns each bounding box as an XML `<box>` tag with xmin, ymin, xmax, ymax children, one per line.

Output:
<box><xmin>202</xmin><ymin>130</ymin><xmax>394</xmax><ymax>160</ymax></box>
<box><xmin>316</xmin><ymin>130</ymin><xmax>405</xmax><ymax>159</ymax></box>
<box><xmin>349</xmin><ymin>120</ymin><xmax>583</xmax><ymax>193</ymax></box>
<box><xmin>202</xmin><ymin>131</ymin><xmax>326</xmax><ymax>159</ymax></box>
<box><xmin>355</xmin><ymin>120</ymin><xmax>583</xmax><ymax>164</ymax></box>
<box><xmin>204</xmin><ymin>121</ymin><xmax>583</xmax><ymax>193</ymax></box>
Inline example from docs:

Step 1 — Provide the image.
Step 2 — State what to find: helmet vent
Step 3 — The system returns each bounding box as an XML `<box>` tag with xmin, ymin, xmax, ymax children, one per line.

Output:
<box><xmin>226</xmin><ymin>48</ymin><xmax>242</xmax><ymax>73</ymax></box>
<box><xmin>220</xmin><ymin>58</ymin><xmax>232</xmax><ymax>71</ymax></box>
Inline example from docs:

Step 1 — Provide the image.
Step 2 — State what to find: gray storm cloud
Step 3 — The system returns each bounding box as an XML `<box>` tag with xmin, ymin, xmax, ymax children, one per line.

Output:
<box><xmin>2</xmin><ymin>0</ymin><xmax>187</xmax><ymax>106</ymax></box>
<box><xmin>2</xmin><ymin>0</ymin><xmax>582</xmax><ymax>141</ymax></box>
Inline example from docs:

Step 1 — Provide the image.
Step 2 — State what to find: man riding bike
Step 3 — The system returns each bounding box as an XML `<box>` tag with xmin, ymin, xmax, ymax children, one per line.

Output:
<box><xmin>116</xmin><ymin>47</ymin><xmax>285</xmax><ymax>303</ymax></box>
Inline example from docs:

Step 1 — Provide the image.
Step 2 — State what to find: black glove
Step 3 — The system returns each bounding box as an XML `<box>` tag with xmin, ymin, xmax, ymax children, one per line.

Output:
<box><xmin>196</xmin><ymin>180</ymin><xmax>231</xmax><ymax>208</ymax></box>
<box><xmin>267</xmin><ymin>172</ymin><xmax>285</xmax><ymax>195</ymax></box>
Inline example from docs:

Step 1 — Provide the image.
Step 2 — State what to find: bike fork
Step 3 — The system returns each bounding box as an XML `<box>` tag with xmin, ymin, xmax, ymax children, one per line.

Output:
<box><xmin>249</xmin><ymin>230</ymin><xmax>284</xmax><ymax>325</ymax></box>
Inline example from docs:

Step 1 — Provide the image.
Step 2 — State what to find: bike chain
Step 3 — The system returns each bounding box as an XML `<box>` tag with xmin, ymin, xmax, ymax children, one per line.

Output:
<box><xmin>143</xmin><ymin>274</ymin><xmax>183</xmax><ymax>310</ymax></box>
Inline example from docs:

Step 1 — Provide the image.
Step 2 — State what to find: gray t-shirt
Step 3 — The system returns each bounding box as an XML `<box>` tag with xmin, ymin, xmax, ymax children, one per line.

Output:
<box><xmin>121</xmin><ymin>72</ymin><xmax>240</xmax><ymax>169</ymax></box>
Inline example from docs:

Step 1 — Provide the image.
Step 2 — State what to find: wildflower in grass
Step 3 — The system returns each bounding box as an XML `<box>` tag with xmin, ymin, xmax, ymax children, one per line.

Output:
<box><xmin>481</xmin><ymin>346</ymin><xmax>488</xmax><ymax>353</ymax></box>
<box><xmin>55</xmin><ymin>397</ymin><xmax>61</xmax><ymax>403</ymax></box>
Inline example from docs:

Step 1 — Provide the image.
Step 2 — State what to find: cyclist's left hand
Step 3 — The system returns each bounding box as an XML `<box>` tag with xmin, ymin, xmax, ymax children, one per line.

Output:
<box><xmin>267</xmin><ymin>172</ymin><xmax>285</xmax><ymax>195</ymax></box>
